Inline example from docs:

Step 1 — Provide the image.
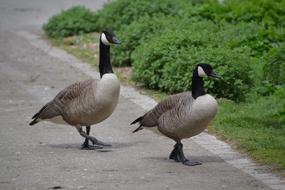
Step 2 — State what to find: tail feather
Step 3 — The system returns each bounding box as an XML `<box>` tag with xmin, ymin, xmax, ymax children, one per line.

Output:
<box><xmin>131</xmin><ymin>116</ymin><xmax>143</xmax><ymax>125</ymax></box>
<box><xmin>132</xmin><ymin>124</ymin><xmax>143</xmax><ymax>133</ymax></box>
<box><xmin>131</xmin><ymin>116</ymin><xmax>144</xmax><ymax>133</ymax></box>
<box><xmin>32</xmin><ymin>104</ymin><xmax>48</xmax><ymax>119</ymax></box>
<box><xmin>30</xmin><ymin>104</ymin><xmax>49</xmax><ymax>126</ymax></box>
<box><xmin>29</xmin><ymin>118</ymin><xmax>39</xmax><ymax>126</ymax></box>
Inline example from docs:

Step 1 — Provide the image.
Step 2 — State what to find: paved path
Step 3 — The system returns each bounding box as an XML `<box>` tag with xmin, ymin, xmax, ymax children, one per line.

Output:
<box><xmin>0</xmin><ymin>0</ymin><xmax>284</xmax><ymax>189</ymax></box>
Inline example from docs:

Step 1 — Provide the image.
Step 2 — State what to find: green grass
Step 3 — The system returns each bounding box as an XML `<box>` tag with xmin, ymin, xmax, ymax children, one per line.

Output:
<box><xmin>49</xmin><ymin>33</ymin><xmax>285</xmax><ymax>174</ymax></box>
<box><xmin>213</xmin><ymin>97</ymin><xmax>285</xmax><ymax>171</ymax></box>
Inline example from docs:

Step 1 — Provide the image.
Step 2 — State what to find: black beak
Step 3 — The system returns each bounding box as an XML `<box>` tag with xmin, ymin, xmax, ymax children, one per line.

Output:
<box><xmin>208</xmin><ymin>71</ymin><xmax>219</xmax><ymax>79</ymax></box>
<box><xmin>112</xmin><ymin>37</ymin><xmax>121</xmax><ymax>45</ymax></box>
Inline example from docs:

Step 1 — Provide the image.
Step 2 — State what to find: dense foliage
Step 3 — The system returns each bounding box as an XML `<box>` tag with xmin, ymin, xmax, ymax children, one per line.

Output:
<box><xmin>93</xmin><ymin>0</ymin><xmax>189</xmax><ymax>31</ymax></box>
<box><xmin>194</xmin><ymin>0</ymin><xmax>285</xmax><ymax>26</ymax></box>
<box><xmin>112</xmin><ymin>16</ymin><xmax>221</xmax><ymax>66</ymax></box>
<box><xmin>43</xmin><ymin>0</ymin><xmax>285</xmax><ymax>102</ymax></box>
<box><xmin>132</xmin><ymin>27</ymin><xmax>253</xmax><ymax>101</ymax></box>
<box><xmin>112</xmin><ymin>15</ymin><xmax>184</xmax><ymax>66</ymax></box>
<box><xmin>43</xmin><ymin>6</ymin><xmax>97</xmax><ymax>38</ymax></box>
<box><xmin>106</xmin><ymin>0</ymin><xmax>284</xmax><ymax>102</ymax></box>
<box><xmin>263</xmin><ymin>43</ymin><xmax>285</xmax><ymax>86</ymax></box>
<box><xmin>130</xmin><ymin>20</ymin><xmax>265</xmax><ymax>101</ymax></box>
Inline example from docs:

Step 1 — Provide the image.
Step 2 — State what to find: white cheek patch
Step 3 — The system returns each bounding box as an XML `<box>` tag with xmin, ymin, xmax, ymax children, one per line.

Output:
<box><xmin>101</xmin><ymin>33</ymin><xmax>112</xmax><ymax>46</ymax></box>
<box><xmin>198</xmin><ymin>66</ymin><xmax>207</xmax><ymax>77</ymax></box>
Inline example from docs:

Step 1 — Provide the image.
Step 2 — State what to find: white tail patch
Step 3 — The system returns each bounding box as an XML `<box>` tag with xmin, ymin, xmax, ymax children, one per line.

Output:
<box><xmin>198</xmin><ymin>66</ymin><xmax>207</xmax><ymax>77</ymax></box>
<box><xmin>101</xmin><ymin>33</ymin><xmax>111</xmax><ymax>46</ymax></box>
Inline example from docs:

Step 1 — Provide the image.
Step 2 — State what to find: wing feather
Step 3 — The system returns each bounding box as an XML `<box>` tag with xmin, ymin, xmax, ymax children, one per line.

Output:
<box><xmin>30</xmin><ymin>79</ymin><xmax>95</xmax><ymax>125</ymax></box>
<box><xmin>140</xmin><ymin>92</ymin><xmax>192</xmax><ymax>127</ymax></box>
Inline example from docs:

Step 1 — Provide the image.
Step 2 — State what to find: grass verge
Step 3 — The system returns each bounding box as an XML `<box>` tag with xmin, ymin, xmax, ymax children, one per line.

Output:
<box><xmin>49</xmin><ymin>33</ymin><xmax>285</xmax><ymax>175</ymax></box>
<box><xmin>212</xmin><ymin>98</ymin><xmax>285</xmax><ymax>173</ymax></box>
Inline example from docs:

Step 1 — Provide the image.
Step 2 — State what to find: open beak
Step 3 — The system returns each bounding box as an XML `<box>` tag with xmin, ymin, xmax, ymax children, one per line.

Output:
<box><xmin>208</xmin><ymin>71</ymin><xmax>219</xmax><ymax>79</ymax></box>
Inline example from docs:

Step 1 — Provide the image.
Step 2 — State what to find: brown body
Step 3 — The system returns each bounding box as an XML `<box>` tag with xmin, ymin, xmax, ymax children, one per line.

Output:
<box><xmin>136</xmin><ymin>92</ymin><xmax>218</xmax><ymax>141</ymax></box>
<box><xmin>30</xmin><ymin>74</ymin><xmax>120</xmax><ymax>128</ymax></box>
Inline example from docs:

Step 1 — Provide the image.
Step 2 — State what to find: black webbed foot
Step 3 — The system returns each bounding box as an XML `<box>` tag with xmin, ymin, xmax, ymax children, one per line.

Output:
<box><xmin>77</xmin><ymin>126</ymin><xmax>111</xmax><ymax>149</ymax></box>
<box><xmin>93</xmin><ymin>139</ymin><xmax>112</xmax><ymax>147</ymax></box>
<box><xmin>81</xmin><ymin>139</ymin><xmax>103</xmax><ymax>150</ymax></box>
<box><xmin>183</xmin><ymin>159</ymin><xmax>202</xmax><ymax>166</ymax></box>
<box><xmin>169</xmin><ymin>142</ymin><xmax>202</xmax><ymax>166</ymax></box>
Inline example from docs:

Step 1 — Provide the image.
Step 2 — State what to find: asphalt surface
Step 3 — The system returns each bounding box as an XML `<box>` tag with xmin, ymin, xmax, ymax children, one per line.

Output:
<box><xmin>0</xmin><ymin>0</ymin><xmax>279</xmax><ymax>189</ymax></box>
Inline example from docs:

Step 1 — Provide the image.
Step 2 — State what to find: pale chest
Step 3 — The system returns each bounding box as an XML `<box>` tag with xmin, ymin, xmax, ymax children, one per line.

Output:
<box><xmin>87</xmin><ymin>74</ymin><xmax>120</xmax><ymax>124</ymax></box>
<box><xmin>182</xmin><ymin>94</ymin><xmax>218</xmax><ymax>137</ymax></box>
<box><xmin>191</xmin><ymin>94</ymin><xmax>218</xmax><ymax>121</ymax></box>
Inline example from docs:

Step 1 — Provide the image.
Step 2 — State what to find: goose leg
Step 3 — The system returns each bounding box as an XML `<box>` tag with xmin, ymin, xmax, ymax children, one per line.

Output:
<box><xmin>77</xmin><ymin>127</ymin><xmax>112</xmax><ymax>149</ymax></box>
<box><xmin>169</xmin><ymin>144</ymin><xmax>180</xmax><ymax>162</ymax></box>
<box><xmin>81</xmin><ymin>126</ymin><xmax>91</xmax><ymax>149</ymax></box>
<box><xmin>169</xmin><ymin>142</ymin><xmax>201</xmax><ymax>166</ymax></box>
<box><xmin>86</xmin><ymin>126</ymin><xmax>112</xmax><ymax>147</ymax></box>
<box><xmin>77</xmin><ymin>127</ymin><xmax>102</xmax><ymax>149</ymax></box>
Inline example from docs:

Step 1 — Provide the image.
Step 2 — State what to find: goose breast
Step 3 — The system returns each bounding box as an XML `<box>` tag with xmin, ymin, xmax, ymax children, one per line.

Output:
<box><xmin>88</xmin><ymin>74</ymin><xmax>120</xmax><ymax>124</ymax></box>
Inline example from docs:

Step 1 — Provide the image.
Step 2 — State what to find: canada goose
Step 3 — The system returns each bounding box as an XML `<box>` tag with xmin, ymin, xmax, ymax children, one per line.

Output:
<box><xmin>29</xmin><ymin>30</ymin><xmax>121</xmax><ymax>149</ymax></box>
<box><xmin>131</xmin><ymin>63</ymin><xmax>219</xmax><ymax>166</ymax></box>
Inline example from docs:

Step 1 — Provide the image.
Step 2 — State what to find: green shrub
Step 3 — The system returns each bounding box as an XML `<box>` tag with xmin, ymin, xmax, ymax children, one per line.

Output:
<box><xmin>111</xmin><ymin>15</ymin><xmax>171</xmax><ymax>66</ymax></box>
<box><xmin>132</xmin><ymin>29</ymin><xmax>253</xmax><ymax>101</ymax></box>
<box><xmin>274</xmin><ymin>86</ymin><xmax>285</xmax><ymax>122</ymax></box>
<box><xmin>93</xmin><ymin>0</ymin><xmax>189</xmax><ymax>31</ymax></box>
<box><xmin>43</xmin><ymin>6</ymin><xmax>97</xmax><ymax>38</ymax></box>
<box><xmin>112</xmin><ymin>16</ymin><xmax>199</xmax><ymax>66</ymax></box>
<box><xmin>192</xmin><ymin>0</ymin><xmax>285</xmax><ymax>25</ymax></box>
<box><xmin>127</xmin><ymin>17</ymin><xmax>282</xmax><ymax>101</ymax></box>
<box><xmin>184</xmin><ymin>0</ymin><xmax>285</xmax><ymax>54</ymax></box>
<box><xmin>263</xmin><ymin>43</ymin><xmax>285</xmax><ymax>86</ymax></box>
<box><xmin>112</xmin><ymin>13</ymin><xmax>264</xmax><ymax>66</ymax></box>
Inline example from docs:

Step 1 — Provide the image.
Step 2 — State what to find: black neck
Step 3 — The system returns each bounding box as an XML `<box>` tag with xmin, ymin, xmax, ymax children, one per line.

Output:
<box><xmin>192</xmin><ymin>68</ymin><xmax>206</xmax><ymax>99</ymax></box>
<box><xmin>99</xmin><ymin>41</ymin><xmax>113</xmax><ymax>78</ymax></box>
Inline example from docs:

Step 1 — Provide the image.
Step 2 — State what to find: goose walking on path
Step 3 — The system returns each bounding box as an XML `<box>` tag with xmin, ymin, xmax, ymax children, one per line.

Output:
<box><xmin>30</xmin><ymin>30</ymin><xmax>121</xmax><ymax>149</ymax></box>
<box><xmin>131</xmin><ymin>64</ymin><xmax>219</xmax><ymax>166</ymax></box>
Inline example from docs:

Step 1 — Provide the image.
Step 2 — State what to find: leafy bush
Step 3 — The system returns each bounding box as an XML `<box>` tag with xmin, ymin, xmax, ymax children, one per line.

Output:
<box><xmin>112</xmin><ymin>13</ymin><xmax>265</xmax><ymax>66</ymax></box>
<box><xmin>43</xmin><ymin>6</ymin><xmax>97</xmax><ymax>38</ymax></box>
<box><xmin>263</xmin><ymin>43</ymin><xmax>285</xmax><ymax>86</ymax></box>
<box><xmin>132</xmin><ymin>29</ymin><xmax>253</xmax><ymax>101</ymax></box>
<box><xmin>43</xmin><ymin>0</ymin><xmax>284</xmax><ymax>102</ymax></box>
<box><xmin>184</xmin><ymin>0</ymin><xmax>285</xmax><ymax>54</ymax></box>
<box><xmin>191</xmin><ymin>0</ymin><xmax>285</xmax><ymax>25</ymax></box>
<box><xmin>112</xmin><ymin>16</ymin><xmax>197</xmax><ymax>66</ymax></box>
<box><xmin>93</xmin><ymin>0</ymin><xmax>189</xmax><ymax>31</ymax></box>
<box><xmin>111</xmin><ymin>16</ymin><xmax>170</xmax><ymax>66</ymax></box>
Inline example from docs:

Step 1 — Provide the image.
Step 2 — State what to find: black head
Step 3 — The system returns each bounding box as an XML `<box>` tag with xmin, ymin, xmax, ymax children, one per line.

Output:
<box><xmin>100</xmin><ymin>29</ymin><xmax>121</xmax><ymax>45</ymax></box>
<box><xmin>195</xmin><ymin>63</ymin><xmax>219</xmax><ymax>78</ymax></box>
